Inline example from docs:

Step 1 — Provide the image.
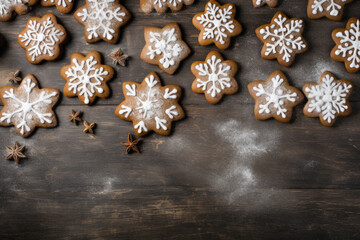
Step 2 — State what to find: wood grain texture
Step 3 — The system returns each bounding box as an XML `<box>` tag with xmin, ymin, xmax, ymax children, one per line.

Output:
<box><xmin>0</xmin><ymin>0</ymin><xmax>360</xmax><ymax>239</ymax></box>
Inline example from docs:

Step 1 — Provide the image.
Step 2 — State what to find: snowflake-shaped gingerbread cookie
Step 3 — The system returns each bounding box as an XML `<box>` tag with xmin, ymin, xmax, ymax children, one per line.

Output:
<box><xmin>256</xmin><ymin>11</ymin><xmax>308</xmax><ymax>67</ymax></box>
<box><xmin>17</xmin><ymin>13</ymin><xmax>67</xmax><ymax>64</ymax></box>
<box><xmin>61</xmin><ymin>51</ymin><xmax>114</xmax><ymax>105</ymax></box>
<box><xmin>41</xmin><ymin>0</ymin><xmax>74</xmax><ymax>14</ymax></box>
<box><xmin>331</xmin><ymin>17</ymin><xmax>360</xmax><ymax>73</ymax></box>
<box><xmin>307</xmin><ymin>0</ymin><xmax>353</xmax><ymax>21</ymax></box>
<box><xmin>140</xmin><ymin>23</ymin><xmax>191</xmax><ymax>75</ymax></box>
<box><xmin>0</xmin><ymin>74</ymin><xmax>60</xmax><ymax>138</ymax></box>
<box><xmin>115</xmin><ymin>72</ymin><xmax>184</xmax><ymax>137</ymax></box>
<box><xmin>191</xmin><ymin>51</ymin><xmax>238</xmax><ymax>104</ymax></box>
<box><xmin>193</xmin><ymin>0</ymin><xmax>242</xmax><ymax>50</ymax></box>
<box><xmin>140</xmin><ymin>0</ymin><xmax>195</xmax><ymax>13</ymax></box>
<box><xmin>303</xmin><ymin>71</ymin><xmax>352</xmax><ymax>127</ymax></box>
<box><xmin>248</xmin><ymin>70</ymin><xmax>304</xmax><ymax>123</ymax></box>
<box><xmin>252</xmin><ymin>0</ymin><xmax>278</xmax><ymax>8</ymax></box>
<box><xmin>0</xmin><ymin>0</ymin><xmax>38</xmax><ymax>22</ymax></box>
<box><xmin>74</xmin><ymin>0</ymin><xmax>131</xmax><ymax>44</ymax></box>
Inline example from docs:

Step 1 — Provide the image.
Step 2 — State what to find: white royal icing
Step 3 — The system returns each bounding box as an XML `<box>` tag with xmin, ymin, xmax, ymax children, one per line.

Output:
<box><xmin>258</xmin><ymin>13</ymin><xmax>306</xmax><ymax>63</ymax></box>
<box><xmin>311</xmin><ymin>0</ymin><xmax>347</xmax><ymax>17</ymax></box>
<box><xmin>334</xmin><ymin>19</ymin><xmax>360</xmax><ymax>70</ymax></box>
<box><xmin>253</xmin><ymin>74</ymin><xmax>297</xmax><ymax>118</ymax></box>
<box><xmin>0</xmin><ymin>77</ymin><xmax>58</xmax><ymax>135</ymax></box>
<box><xmin>65</xmin><ymin>56</ymin><xmax>109</xmax><ymax>105</ymax></box>
<box><xmin>43</xmin><ymin>0</ymin><xmax>72</xmax><ymax>7</ymax></box>
<box><xmin>195</xmin><ymin>54</ymin><xmax>232</xmax><ymax>98</ymax></box>
<box><xmin>305</xmin><ymin>74</ymin><xmax>352</xmax><ymax>124</ymax></box>
<box><xmin>196</xmin><ymin>2</ymin><xmax>235</xmax><ymax>44</ymax></box>
<box><xmin>147</xmin><ymin>28</ymin><xmax>182</xmax><ymax>69</ymax></box>
<box><xmin>154</xmin><ymin>0</ymin><xmax>183</xmax><ymax>7</ymax></box>
<box><xmin>77</xmin><ymin>0</ymin><xmax>126</xmax><ymax>41</ymax></box>
<box><xmin>19</xmin><ymin>16</ymin><xmax>65</xmax><ymax>62</ymax></box>
<box><xmin>0</xmin><ymin>0</ymin><xmax>22</xmax><ymax>17</ymax></box>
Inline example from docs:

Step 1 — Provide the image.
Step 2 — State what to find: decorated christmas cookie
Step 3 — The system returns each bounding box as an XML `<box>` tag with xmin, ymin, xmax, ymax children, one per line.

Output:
<box><xmin>253</xmin><ymin>0</ymin><xmax>278</xmax><ymax>8</ymax></box>
<box><xmin>307</xmin><ymin>0</ymin><xmax>353</xmax><ymax>21</ymax></box>
<box><xmin>17</xmin><ymin>13</ymin><xmax>67</xmax><ymax>64</ymax></box>
<box><xmin>192</xmin><ymin>0</ymin><xmax>242</xmax><ymax>50</ymax></box>
<box><xmin>0</xmin><ymin>0</ymin><xmax>38</xmax><ymax>22</ymax></box>
<box><xmin>0</xmin><ymin>74</ymin><xmax>60</xmax><ymax>138</ymax></box>
<box><xmin>331</xmin><ymin>17</ymin><xmax>360</xmax><ymax>73</ymax></box>
<box><xmin>303</xmin><ymin>71</ymin><xmax>353</xmax><ymax>127</ymax></box>
<box><xmin>140</xmin><ymin>0</ymin><xmax>195</xmax><ymax>13</ymax></box>
<box><xmin>140</xmin><ymin>23</ymin><xmax>191</xmax><ymax>75</ymax></box>
<box><xmin>74</xmin><ymin>0</ymin><xmax>131</xmax><ymax>44</ymax></box>
<box><xmin>115</xmin><ymin>72</ymin><xmax>184</xmax><ymax>137</ymax></box>
<box><xmin>256</xmin><ymin>11</ymin><xmax>308</xmax><ymax>67</ymax></box>
<box><xmin>41</xmin><ymin>0</ymin><xmax>74</xmax><ymax>14</ymax></box>
<box><xmin>248</xmin><ymin>70</ymin><xmax>304</xmax><ymax>123</ymax></box>
<box><xmin>61</xmin><ymin>51</ymin><xmax>114</xmax><ymax>105</ymax></box>
<box><xmin>191</xmin><ymin>51</ymin><xmax>238</xmax><ymax>104</ymax></box>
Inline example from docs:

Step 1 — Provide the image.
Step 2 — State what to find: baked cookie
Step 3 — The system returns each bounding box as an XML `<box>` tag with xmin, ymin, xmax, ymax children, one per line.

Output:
<box><xmin>192</xmin><ymin>0</ymin><xmax>242</xmax><ymax>50</ymax></box>
<box><xmin>17</xmin><ymin>13</ymin><xmax>67</xmax><ymax>64</ymax></box>
<box><xmin>307</xmin><ymin>0</ymin><xmax>353</xmax><ymax>21</ymax></box>
<box><xmin>140</xmin><ymin>23</ymin><xmax>191</xmax><ymax>75</ymax></box>
<box><xmin>248</xmin><ymin>70</ymin><xmax>303</xmax><ymax>123</ymax></box>
<box><xmin>256</xmin><ymin>11</ymin><xmax>308</xmax><ymax>67</ymax></box>
<box><xmin>41</xmin><ymin>0</ymin><xmax>74</xmax><ymax>14</ymax></box>
<box><xmin>140</xmin><ymin>0</ymin><xmax>195</xmax><ymax>13</ymax></box>
<box><xmin>253</xmin><ymin>0</ymin><xmax>278</xmax><ymax>8</ymax></box>
<box><xmin>191</xmin><ymin>51</ymin><xmax>238</xmax><ymax>104</ymax></box>
<box><xmin>115</xmin><ymin>72</ymin><xmax>184</xmax><ymax>137</ymax></box>
<box><xmin>331</xmin><ymin>17</ymin><xmax>360</xmax><ymax>73</ymax></box>
<box><xmin>74</xmin><ymin>0</ymin><xmax>131</xmax><ymax>44</ymax></box>
<box><xmin>61</xmin><ymin>51</ymin><xmax>114</xmax><ymax>105</ymax></box>
<box><xmin>0</xmin><ymin>74</ymin><xmax>60</xmax><ymax>138</ymax></box>
<box><xmin>0</xmin><ymin>0</ymin><xmax>38</xmax><ymax>22</ymax></box>
<box><xmin>303</xmin><ymin>71</ymin><xmax>352</xmax><ymax>127</ymax></box>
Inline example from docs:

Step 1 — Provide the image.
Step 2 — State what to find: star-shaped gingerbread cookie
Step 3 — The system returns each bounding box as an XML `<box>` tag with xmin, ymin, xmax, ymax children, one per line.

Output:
<box><xmin>191</xmin><ymin>51</ymin><xmax>238</xmax><ymax>104</ymax></box>
<box><xmin>41</xmin><ymin>0</ymin><xmax>74</xmax><ymax>14</ymax></box>
<box><xmin>307</xmin><ymin>0</ymin><xmax>353</xmax><ymax>21</ymax></box>
<box><xmin>0</xmin><ymin>74</ymin><xmax>60</xmax><ymax>138</ymax></box>
<box><xmin>331</xmin><ymin>17</ymin><xmax>360</xmax><ymax>73</ymax></box>
<box><xmin>253</xmin><ymin>0</ymin><xmax>278</xmax><ymax>8</ymax></box>
<box><xmin>140</xmin><ymin>0</ymin><xmax>195</xmax><ymax>13</ymax></box>
<box><xmin>140</xmin><ymin>23</ymin><xmax>191</xmax><ymax>75</ymax></box>
<box><xmin>303</xmin><ymin>71</ymin><xmax>353</xmax><ymax>127</ymax></box>
<box><xmin>248</xmin><ymin>70</ymin><xmax>304</xmax><ymax>123</ymax></box>
<box><xmin>74</xmin><ymin>0</ymin><xmax>131</xmax><ymax>44</ymax></box>
<box><xmin>0</xmin><ymin>0</ymin><xmax>38</xmax><ymax>22</ymax></box>
<box><xmin>115</xmin><ymin>72</ymin><xmax>185</xmax><ymax>137</ymax></box>
<box><xmin>193</xmin><ymin>0</ymin><xmax>242</xmax><ymax>50</ymax></box>
<box><xmin>256</xmin><ymin>11</ymin><xmax>308</xmax><ymax>67</ymax></box>
<box><xmin>17</xmin><ymin>13</ymin><xmax>67</xmax><ymax>64</ymax></box>
<box><xmin>61</xmin><ymin>51</ymin><xmax>114</xmax><ymax>105</ymax></box>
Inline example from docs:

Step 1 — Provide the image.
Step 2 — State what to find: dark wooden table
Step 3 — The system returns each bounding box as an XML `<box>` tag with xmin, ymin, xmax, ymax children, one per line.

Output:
<box><xmin>1</xmin><ymin>0</ymin><xmax>360</xmax><ymax>239</ymax></box>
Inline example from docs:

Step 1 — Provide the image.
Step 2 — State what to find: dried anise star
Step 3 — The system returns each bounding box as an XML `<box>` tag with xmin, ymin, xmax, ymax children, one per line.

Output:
<box><xmin>108</xmin><ymin>48</ymin><xmax>129</xmax><ymax>66</ymax></box>
<box><xmin>83</xmin><ymin>120</ymin><xmax>96</xmax><ymax>134</ymax></box>
<box><xmin>121</xmin><ymin>133</ymin><xmax>140</xmax><ymax>154</ymax></box>
<box><xmin>8</xmin><ymin>70</ymin><xmax>22</xmax><ymax>84</ymax></box>
<box><xmin>6</xmin><ymin>142</ymin><xmax>27</xmax><ymax>164</ymax></box>
<box><xmin>68</xmin><ymin>110</ymin><xmax>82</xmax><ymax>125</ymax></box>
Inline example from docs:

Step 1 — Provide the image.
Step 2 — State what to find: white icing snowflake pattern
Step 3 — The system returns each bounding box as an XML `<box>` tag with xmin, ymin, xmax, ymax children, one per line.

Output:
<box><xmin>0</xmin><ymin>0</ymin><xmax>21</xmax><ymax>16</ymax></box>
<box><xmin>253</xmin><ymin>74</ymin><xmax>298</xmax><ymax>118</ymax></box>
<box><xmin>43</xmin><ymin>0</ymin><xmax>72</xmax><ymax>7</ymax></box>
<box><xmin>304</xmin><ymin>73</ymin><xmax>352</xmax><ymax>124</ymax></box>
<box><xmin>311</xmin><ymin>0</ymin><xmax>347</xmax><ymax>17</ymax></box>
<box><xmin>196</xmin><ymin>2</ymin><xmax>236</xmax><ymax>44</ymax></box>
<box><xmin>258</xmin><ymin>12</ymin><xmax>307</xmax><ymax>63</ymax></box>
<box><xmin>0</xmin><ymin>76</ymin><xmax>59</xmax><ymax>137</ymax></box>
<box><xmin>147</xmin><ymin>28</ymin><xmax>182</xmax><ymax>69</ymax></box>
<box><xmin>18</xmin><ymin>15</ymin><xmax>65</xmax><ymax>63</ymax></box>
<box><xmin>154</xmin><ymin>0</ymin><xmax>183</xmax><ymax>7</ymax></box>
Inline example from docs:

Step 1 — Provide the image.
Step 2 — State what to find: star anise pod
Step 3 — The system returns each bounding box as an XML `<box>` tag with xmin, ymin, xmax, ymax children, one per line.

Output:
<box><xmin>68</xmin><ymin>110</ymin><xmax>82</xmax><ymax>125</ymax></box>
<box><xmin>121</xmin><ymin>133</ymin><xmax>141</xmax><ymax>154</ymax></box>
<box><xmin>108</xmin><ymin>48</ymin><xmax>129</xmax><ymax>66</ymax></box>
<box><xmin>8</xmin><ymin>70</ymin><xmax>22</xmax><ymax>84</ymax></box>
<box><xmin>83</xmin><ymin>120</ymin><xmax>96</xmax><ymax>134</ymax></box>
<box><xmin>6</xmin><ymin>142</ymin><xmax>27</xmax><ymax>164</ymax></box>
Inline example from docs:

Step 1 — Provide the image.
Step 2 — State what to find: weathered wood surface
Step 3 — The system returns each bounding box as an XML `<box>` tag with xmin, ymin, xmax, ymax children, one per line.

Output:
<box><xmin>0</xmin><ymin>0</ymin><xmax>360</xmax><ymax>239</ymax></box>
